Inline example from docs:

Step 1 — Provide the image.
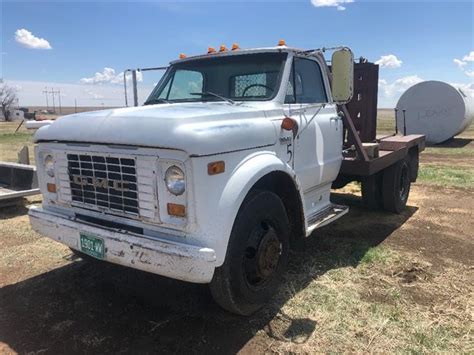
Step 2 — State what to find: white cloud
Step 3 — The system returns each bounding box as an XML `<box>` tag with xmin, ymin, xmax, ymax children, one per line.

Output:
<box><xmin>462</xmin><ymin>51</ymin><xmax>474</xmax><ymax>62</ymax></box>
<box><xmin>80</xmin><ymin>68</ymin><xmax>143</xmax><ymax>85</ymax></box>
<box><xmin>464</xmin><ymin>70</ymin><xmax>474</xmax><ymax>78</ymax></box>
<box><xmin>311</xmin><ymin>0</ymin><xmax>354</xmax><ymax>11</ymax></box>
<box><xmin>14</xmin><ymin>28</ymin><xmax>52</xmax><ymax>50</ymax></box>
<box><xmin>453</xmin><ymin>50</ymin><xmax>474</xmax><ymax>78</ymax></box>
<box><xmin>379</xmin><ymin>75</ymin><xmax>423</xmax><ymax>98</ymax></box>
<box><xmin>375</xmin><ymin>54</ymin><xmax>402</xmax><ymax>69</ymax></box>
<box><xmin>453</xmin><ymin>58</ymin><xmax>467</xmax><ymax>70</ymax></box>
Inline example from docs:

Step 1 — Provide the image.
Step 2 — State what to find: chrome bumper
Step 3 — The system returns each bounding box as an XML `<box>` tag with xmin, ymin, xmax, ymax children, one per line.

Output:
<box><xmin>29</xmin><ymin>206</ymin><xmax>216</xmax><ymax>283</ymax></box>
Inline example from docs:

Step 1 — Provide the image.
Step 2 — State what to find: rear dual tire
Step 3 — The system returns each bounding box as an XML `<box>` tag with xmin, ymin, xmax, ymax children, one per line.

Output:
<box><xmin>361</xmin><ymin>159</ymin><xmax>411</xmax><ymax>214</ymax></box>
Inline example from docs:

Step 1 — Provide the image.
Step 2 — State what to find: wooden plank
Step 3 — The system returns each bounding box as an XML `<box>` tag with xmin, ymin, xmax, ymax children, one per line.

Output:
<box><xmin>378</xmin><ymin>134</ymin><xmax>425</xmax><ymax>151</ymax></box>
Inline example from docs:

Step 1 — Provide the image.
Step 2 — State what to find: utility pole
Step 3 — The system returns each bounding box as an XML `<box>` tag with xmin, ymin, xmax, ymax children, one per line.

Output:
<box><xmin>50</xmin><ymin>88</ymin><xmax>56</xmax><ymax>113</ymax></box>
<box><xmin>123</xmin><ymin>70</ymin><xmax>129</xmax><ymax>107</ymax></box>
<box><xmin>58</xmin><ymin>88</ymin><xmax>62</xmax><ymax>114</ymax></box>
<box><xmin>132</xmin><ymin>70</ymin><xmax>138</xmax><ymax>107</ymax></box>
<box><xmin>75</xmin><ymin>98</ymin><xmax>77</xmax><ymax>113</ymax></box>
<box><xmin>42</xmin><ymin>87</ymin><xmax>49</xmax><ymax>111</ymax></box>
<box><xmin>47</xmin><ymin>88</ymin><xmax>61</xmax><ymax>114</ymax></box>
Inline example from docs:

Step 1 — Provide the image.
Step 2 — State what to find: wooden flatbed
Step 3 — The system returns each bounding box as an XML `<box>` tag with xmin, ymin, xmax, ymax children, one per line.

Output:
<box><xmin>340</xmin><ymin>134</ymin><xmax>425</xmax><ymax>176</ymax></box>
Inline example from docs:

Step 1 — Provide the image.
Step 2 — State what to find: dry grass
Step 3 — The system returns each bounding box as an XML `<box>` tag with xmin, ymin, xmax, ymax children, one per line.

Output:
<box><xmin>0</xmin><ymin>122</ymin><xmax>35</xmax><ymax>163</ymax></box>
<box><xmin>269</xmin><ymin>247</ymin><xmax>473</xmax><ymax>353</ymax></box>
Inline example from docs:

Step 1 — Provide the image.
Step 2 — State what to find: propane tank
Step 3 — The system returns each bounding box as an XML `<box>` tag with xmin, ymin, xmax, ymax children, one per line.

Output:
<box><xmin>396</xmin><ymin>81</ymin><xmax>474</xmax><ymax>144</ymax></box>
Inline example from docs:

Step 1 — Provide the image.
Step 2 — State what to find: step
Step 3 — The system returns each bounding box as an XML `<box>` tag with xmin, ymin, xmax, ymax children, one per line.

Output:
<box><xmin>306</xmin><ymin>203</ymin><xmax>349</xmax><ymax>234</ymax></box>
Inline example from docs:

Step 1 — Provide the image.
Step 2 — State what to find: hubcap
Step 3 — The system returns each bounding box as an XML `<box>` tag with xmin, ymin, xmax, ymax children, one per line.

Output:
<box><xmin>243</xmin><ymin>221</ymin><xmax>282</xmax><ymax>287</ymax></box>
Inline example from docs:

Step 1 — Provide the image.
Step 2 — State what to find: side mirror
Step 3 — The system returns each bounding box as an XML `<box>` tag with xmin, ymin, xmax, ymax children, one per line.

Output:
<box><xmin>331</xmin><ymin>48</ymin><xmax>354</xmax><ymax>104</ymax></box>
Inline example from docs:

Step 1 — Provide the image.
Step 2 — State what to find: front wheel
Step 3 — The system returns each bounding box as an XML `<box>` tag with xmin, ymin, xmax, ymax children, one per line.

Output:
<box><xmin>209</xmin><ymin>190</ymin><xmax>290</xmax><ymax>315</ymax></box>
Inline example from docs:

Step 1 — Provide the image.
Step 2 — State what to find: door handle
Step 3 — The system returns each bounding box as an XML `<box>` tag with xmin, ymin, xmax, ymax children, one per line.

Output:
<box><xmin>330</xmin><ymin>116</ymin><xmax>342</xmax><ymax>130</ymax></box>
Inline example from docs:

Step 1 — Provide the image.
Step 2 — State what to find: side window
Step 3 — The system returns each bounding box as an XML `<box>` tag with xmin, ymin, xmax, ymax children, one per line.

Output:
<box><xmin>162</xmin><ymin>70</ymin><xmax>203</xmax><ymax>100</ymax></box>
<box><xmin>285</xmin><ymin>58</ymin><xmax>328</xmax><ymax>104</ymax></box>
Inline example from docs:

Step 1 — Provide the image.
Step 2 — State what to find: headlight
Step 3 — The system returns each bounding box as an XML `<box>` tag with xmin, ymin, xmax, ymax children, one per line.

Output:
<box><xmin>44</xmin><ymin>154</ymin><xmax>55</xmax><ymax>177</ymax></box>
<box><xmin>165</xmin><ymin>165</ymin><xmax>185</xmax><ymax>195</ymax></box>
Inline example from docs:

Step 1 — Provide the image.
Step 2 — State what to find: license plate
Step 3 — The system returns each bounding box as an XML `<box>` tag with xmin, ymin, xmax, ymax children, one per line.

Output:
<box><xmin>79</xmin><ymin>233</ymin><xmax>105</xmax><ymax>259</ymax></box>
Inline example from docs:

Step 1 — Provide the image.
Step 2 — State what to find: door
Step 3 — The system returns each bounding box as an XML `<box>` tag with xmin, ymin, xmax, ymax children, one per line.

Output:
<box><xmin>284</xmin><ymin>56</ymin><xmax>343</xmax><ymax>194</ymax></box>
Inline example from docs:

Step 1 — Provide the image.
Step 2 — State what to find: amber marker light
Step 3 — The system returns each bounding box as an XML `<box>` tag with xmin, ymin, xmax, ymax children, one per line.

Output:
<box><xmin>219</xmin><ymin>45</ymin><xmax>227</xmax><ymax>52</ymax></box>
<box><xmin>278</xmin><ymin>39</ymin><xmax>286</xmax><ymax>46</ymax></box>
<box><xmin>208</xmin><ymin>161</ymin><xmax>225</xmax><ymax>175</ymax></box>
<box><xmin>179</xmin><ymin>53</ymin><xmax>187</xmax><ymax>59</ymax></box>
<box><xmin>231</xmin><ymin>43</ymin><xmax>240</xmax><ymax>50</ymax></box>
<box><xmin>47</xmin><ymin>183</ymin><xmax>57</xmax><ymax>193</ymax></box>
<box><xmin>281</xmin><ymin>117</ymin><xmax>297</xmax><ymax>131</ymax></box>
<box><xmin>208</xmin><ymin>47</ymin><xmax>216</xmax><ymax>54</ymax></box>
<box><xmin>167</xmin><ymin>203</ymin><xmax>186</xmax><ymax>217</ymax></box>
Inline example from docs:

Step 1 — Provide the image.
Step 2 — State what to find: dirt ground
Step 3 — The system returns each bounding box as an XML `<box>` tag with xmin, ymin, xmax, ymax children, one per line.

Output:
<box><xmin>0</xmin><ymin>118</ymin><xmax>473</xmax><ymax>353</ymax></box>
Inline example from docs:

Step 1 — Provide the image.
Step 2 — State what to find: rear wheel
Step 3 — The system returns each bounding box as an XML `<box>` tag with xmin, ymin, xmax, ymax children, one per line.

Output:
<box><xmin>361</xmin><ymin>173</ymin><xmax>384</xmax><ymax>210</ymax></box>
<box><xmin>210</xmin><ymin>190</ymin><xmax>290</xmax><ymax>315</ymax></box>
<box><xmin>382</xmin><ymin>160</ymin><xmax>411</xmax><ymax>213</ymax></box>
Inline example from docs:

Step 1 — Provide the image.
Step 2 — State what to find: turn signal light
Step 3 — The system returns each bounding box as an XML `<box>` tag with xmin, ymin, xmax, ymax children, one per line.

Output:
<box><xmin>208</xmin><ymin>47</ymin><xmax>216</xmax><ymax>54</ymax></box>
<box><xmin>281</xmin><ymin>117</ymin><xmax>297</xmax><ymax>131</ymax></box>
<box><xmin>179</xmin><ymin>53</ymin><xmax>187</xmax><ymax>59</ymax></box>
<box><xmin>231</xmin><ymin>43</ymin><xmax>240</xmax><ymax>50</ymax></box>
<box><xmin>47</xmin><ymin>183</ymin><xmax>57</xmax><ymax>193</ymax></box>
<box><xmin>208</xmin><ymin>161</ymin><xmax>225</xmax><ymax>175</ymax></box>
<box><xmin>167</xmin><ymin>203</ymin><xmax>186</xmax><ymax>217</ymax></box>
<box><xmin>219</xmin><ymin>45</ymin><xmax>227</xmax><ymax>52</ymax></box>
<box><xmin>278</xmin><ymin>39</ymin><xmax>286</xmax><ymax>46</ymax></box>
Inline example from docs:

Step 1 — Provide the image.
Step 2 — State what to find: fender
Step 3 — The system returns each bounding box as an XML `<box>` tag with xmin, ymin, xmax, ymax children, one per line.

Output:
<box><xmin>210</xmin><ymin>150</ymin><xmax>305</xmax><ymax>266</ymax></box>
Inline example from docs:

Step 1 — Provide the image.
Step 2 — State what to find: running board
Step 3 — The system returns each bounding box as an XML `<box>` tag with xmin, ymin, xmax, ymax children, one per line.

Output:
<box><xmin>306</xmin><ymin>203</ymin><xmax>349</xmax><ymax>235</ymax></box>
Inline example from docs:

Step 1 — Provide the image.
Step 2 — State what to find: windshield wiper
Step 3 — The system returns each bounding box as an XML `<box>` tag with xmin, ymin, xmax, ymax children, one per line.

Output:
<box><xmin>143</xmin><ymin>98</ymin><xmax>171</xmax><ymax>105</ymax></box>
<box><xmin>190</xmin><ymin>91</ymin><xmax>235</xmax><ymax>105</ymax></box>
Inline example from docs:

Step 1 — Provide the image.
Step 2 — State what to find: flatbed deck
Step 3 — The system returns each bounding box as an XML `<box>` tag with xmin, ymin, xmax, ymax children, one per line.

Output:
<box><xmin>339</xmin><ymin>134</ymin><xmax>425</xmax><ymax>177</ymax></box>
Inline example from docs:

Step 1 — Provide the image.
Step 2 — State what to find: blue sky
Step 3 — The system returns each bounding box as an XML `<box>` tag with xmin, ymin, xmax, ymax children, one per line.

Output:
<box><xmin>1</xmin><ymin>0</ymin><xmax>473</xmax><ymax>107</ymax></box>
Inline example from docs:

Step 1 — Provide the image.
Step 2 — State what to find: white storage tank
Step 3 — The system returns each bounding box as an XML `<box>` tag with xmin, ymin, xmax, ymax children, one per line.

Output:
<box><xmin>395</xmin><ymin>81</ymin><xmax>474</xmax><ymax>144</ymax></box>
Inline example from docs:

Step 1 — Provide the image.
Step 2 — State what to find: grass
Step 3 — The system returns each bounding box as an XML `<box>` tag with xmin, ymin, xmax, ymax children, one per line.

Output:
<box><xmin>418</xmin><ymin>164</ymin><xmax>474</xmax><ymax>189</ymax></box>
<box><xmin>359</xmin><ymin>246</ymin><xmax>394</xmax><ymax>265</ymax></box>
<box><xmin>423</xmin><ymin>145</ymin><xmax>474</xmax><ymax>157</ymax></box>
<box><xmin>0</xmin><ymin>122</ymin><xmax>35</xmax><ymax>163</ymax></box>
<box><xmin>275</xmin><ymin>243</ymin><xmax>472</xmax><ymax>353</ymax></box>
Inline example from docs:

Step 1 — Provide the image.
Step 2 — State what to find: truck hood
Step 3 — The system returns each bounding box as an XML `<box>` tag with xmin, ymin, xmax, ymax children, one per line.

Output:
<box><xmin>34</xmin><ymin>103</ymin><xmax>278</xmax><ymax>156</ymax></box>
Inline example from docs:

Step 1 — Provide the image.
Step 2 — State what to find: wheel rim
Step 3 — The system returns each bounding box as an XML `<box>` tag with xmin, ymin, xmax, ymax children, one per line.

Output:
<box><xmin>399</xmin><ymin>163</ymin><xmax>410</xmax><ymax>201</ymax></box>
<box><xmin>243</xmin><ymin>221</ymin><xmax>282</xmax><ymax>288</ymax></box>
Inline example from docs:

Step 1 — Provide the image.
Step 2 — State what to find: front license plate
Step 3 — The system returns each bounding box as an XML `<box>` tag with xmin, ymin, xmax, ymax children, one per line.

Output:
<box><xmin>80</xmin><ymin>233</ymin><xmax>105</xmax><ymax>259</ymax></box>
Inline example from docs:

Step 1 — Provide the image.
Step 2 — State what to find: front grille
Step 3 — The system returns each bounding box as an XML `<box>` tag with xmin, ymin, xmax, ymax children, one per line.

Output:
<box><xmin>67</xmin><ymin>154</ymin><xmax>139</xmax><ymax>215</ymax></box>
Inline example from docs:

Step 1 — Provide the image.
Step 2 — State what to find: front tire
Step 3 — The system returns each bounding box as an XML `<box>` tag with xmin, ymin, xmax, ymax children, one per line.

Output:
<box><xmin>210</xmin><ymin>190</ymin><xmax>290</xmax><ymax>315</ymax></box>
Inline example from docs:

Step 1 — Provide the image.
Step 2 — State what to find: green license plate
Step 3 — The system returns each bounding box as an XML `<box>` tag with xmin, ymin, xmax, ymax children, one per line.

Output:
<box><xmin>80</xmin><ymin>233</ymin><xmax>105</xmax><ymax>259</ymax></box>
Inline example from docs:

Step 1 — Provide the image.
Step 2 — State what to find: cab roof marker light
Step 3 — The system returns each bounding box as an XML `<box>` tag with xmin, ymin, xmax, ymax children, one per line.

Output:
<box><xmin>208</xmin><ymin>47</ymin><xmax>216</xmax><ymax>54</ymax></box>
<box><xmin>278</xmin><ymin>39</ymin><xmax>286</xmax><ymax>46</ymax></box>
<box><xmin>219</xmin><ymin>45</ymin><xmax>227</xmax><ymax>52</ymax></box>
<box><xmin>231</xmin><ymin>43</ymin><xmax>240</xmax><ymax>51</ymax></box>
<box><xmin>179</xmin><ymin>53</ymin><xmax>187</xmax><ymax>59</ymax></box>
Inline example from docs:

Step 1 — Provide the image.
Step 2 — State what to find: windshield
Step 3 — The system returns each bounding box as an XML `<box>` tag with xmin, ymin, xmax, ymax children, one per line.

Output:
<box><xmin>145</xmin><ymin>52</ymin><xmax>287</xmax><ymax>104</ymax></box>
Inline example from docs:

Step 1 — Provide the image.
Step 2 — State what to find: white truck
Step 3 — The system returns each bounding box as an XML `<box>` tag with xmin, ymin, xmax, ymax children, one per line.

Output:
<box><xmin>29</xmin><ymin>43</ymin><xmax>424</xmax><ymax>315</ymax></box>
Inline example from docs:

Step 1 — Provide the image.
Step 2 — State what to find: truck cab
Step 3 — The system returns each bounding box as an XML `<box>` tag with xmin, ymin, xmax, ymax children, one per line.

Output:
<box><xmin>29</xmin><ymin>43</ymin><xmax>421</xmax><ymax>315</ymax></box>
